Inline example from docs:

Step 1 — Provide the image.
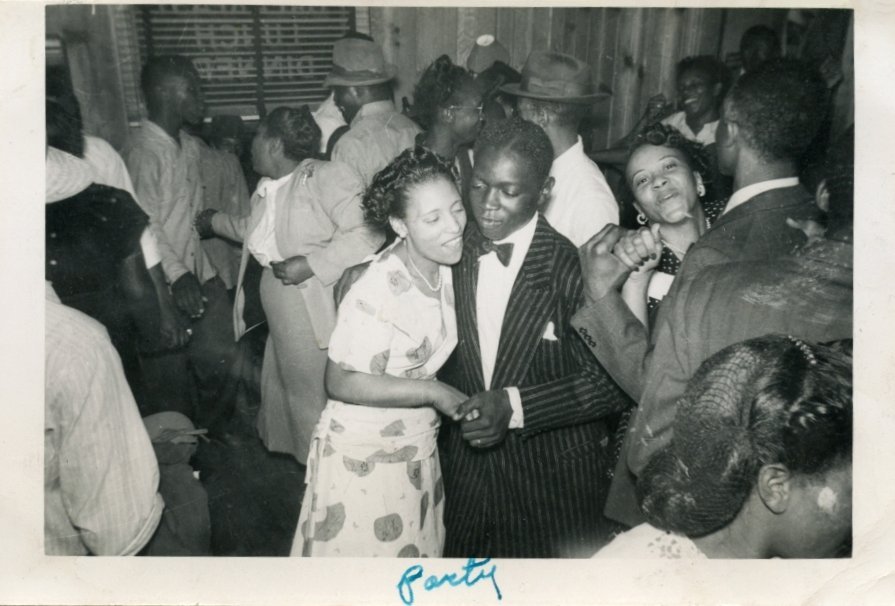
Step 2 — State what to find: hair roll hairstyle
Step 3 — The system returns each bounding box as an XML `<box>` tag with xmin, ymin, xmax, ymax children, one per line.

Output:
<box><xmin>260</xmin><ymin>106</ymin><xmax>321</xmax><ymax>162</ymax></box>
<box><xmin>637</xmin><ymin>334</ymin><xmax>853</xmax><ymax>538</ymax></box>
<box><xmin>412</xmin><ymin>55</ymin><xmax>476</xmax><ymax>130</ymax></box>
<box><xmin>628</xmin><ymin>123</ymin><xmax>712</xmax><ymax>180</ymax></box>
<box><xmin>362</xmin><ymin>146</ymin><xmax>455</xmax><ymax>237</ymax></box>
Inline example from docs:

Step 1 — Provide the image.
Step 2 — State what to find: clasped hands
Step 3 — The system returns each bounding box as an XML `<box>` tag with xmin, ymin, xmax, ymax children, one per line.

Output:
<box><xmin>429</xmin><ymin>382</ymin><xmax>512</xmax><ymax>449</ymax></box>
<box><xmin>578</xmin><ymin>223</ymin><xmax>663</xmax><ymax>303</ymax></box>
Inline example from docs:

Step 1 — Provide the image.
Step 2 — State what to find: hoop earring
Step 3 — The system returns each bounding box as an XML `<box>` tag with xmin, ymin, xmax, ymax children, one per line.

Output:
<box><xmin>636</xmin><ymin>212</ymin><xmax>648</xmax><ymax>226</ymax></box>
<box><xmin>697</xmin><ymin>183</ymin><xmax>706</xmax><ymax>197</ymax></box>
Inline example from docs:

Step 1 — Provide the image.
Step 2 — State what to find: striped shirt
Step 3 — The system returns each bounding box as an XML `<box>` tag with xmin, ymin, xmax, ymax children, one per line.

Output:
<box><xmin>45</xmin><ymin>285</ymin><xmax>163</xmax><ymax>555</ymax></box>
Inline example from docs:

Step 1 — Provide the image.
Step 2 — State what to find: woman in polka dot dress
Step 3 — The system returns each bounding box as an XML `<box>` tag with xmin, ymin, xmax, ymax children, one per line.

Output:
<box><xmin>292</xmin><ymin>148</ymin><xmax>468</xmax><ymax>557</ymax></box>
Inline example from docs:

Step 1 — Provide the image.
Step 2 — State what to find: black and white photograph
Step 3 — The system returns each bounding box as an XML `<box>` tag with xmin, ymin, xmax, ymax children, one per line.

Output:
<box><xmin>2</xmin><ymin>1</ymin><xmax>893</xmax><ymax>604</ymax></box>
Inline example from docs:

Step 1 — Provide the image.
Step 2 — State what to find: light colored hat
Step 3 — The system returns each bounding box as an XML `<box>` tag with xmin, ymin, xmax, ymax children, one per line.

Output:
<box><xmin>466</xmin><ymin>35</ymin><xmax>511</xmax><ymax>73</ymax></box>
<box><xmin>46</xmin><ymin>146</ymin><xmax>93</xmax><ymax>204</ymax></box>
<box><xmin>143</xmin><ymin>411</ymin><xmax>203</xmax><ymax>444</ymax></box>
<box><xmin>324</xmin><ymin>38</ymin><xmax>398</xmax><ymax>87</ymax></box>
<box><xmin>501</xmin><ymin>50</ymin><xmax>610</xmax><ymax>105</ymax></box>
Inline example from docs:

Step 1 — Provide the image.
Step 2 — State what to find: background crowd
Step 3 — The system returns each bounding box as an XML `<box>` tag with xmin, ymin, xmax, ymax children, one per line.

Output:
<box><xmin>45</xmin><ymin>25</ymin><xmax>852</xmax><ymax>559</ymax></box>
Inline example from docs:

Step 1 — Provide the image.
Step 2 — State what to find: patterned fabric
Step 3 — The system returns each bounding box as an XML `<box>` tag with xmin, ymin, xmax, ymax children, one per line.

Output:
<box><xmin>294</xmin><ymin>242</ymin><xmax>457</xmax><ymax>557</ymax></box>
<box><xmin>45</xmin><ymin>291</ymin><xmax>164</xmax><ymax>555</ymax></box>
<box><xmin>593</xmin><ymin>523</ymin><xmax>706</xmax><ymax>559</ymax></box>
<box><xmin>439</xmin><ymin>217</ymin><xmax>633</xmax><ymax>558</ymax></box>
<box><xmin>645</xmin><ymin>197</ymin><xmax>727</xmax><ymax>326</ymax></box>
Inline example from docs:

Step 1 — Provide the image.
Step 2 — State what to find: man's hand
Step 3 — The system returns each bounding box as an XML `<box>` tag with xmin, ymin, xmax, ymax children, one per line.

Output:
<box><xmin>578</xmin><ymin>225</ymin><xmax>634</xmax><ymax>304</ymax></box>
<box><xmin>334</xmin><ymin>261</ymin><xmax>371</xmax><ymax>307</ymax></box>
<box><xmin>271</xmin><ymin>255</ymin><xmax>313</xmax><ymax>286</ymax></box>
<box><xmin>613</xmin><ymin>223</ymin><xmax>663</xmax><ymax>271</ymax></box>
<box><xmin>171</xmin><ymin>272</ymin><xmax>205</xmax><ymax>319</ymax></box>
<box><xmin>457</xmin><ymin>390</ymin><xmax>513</xmax><ymax>449</ymax></box>
<box><xmin>158</xmin><ymin>297</ymin><xmax>191</xmax><ymax>350</ymax></box>
<box><xmin>194</xmin><ymin>209</ymin><xmax>218</xmax><ymax>239</ymax></box>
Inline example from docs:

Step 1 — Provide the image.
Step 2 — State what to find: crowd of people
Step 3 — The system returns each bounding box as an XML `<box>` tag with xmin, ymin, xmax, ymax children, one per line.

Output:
<box><xmin>45</xmin><ymin>27</ymin><xmax>852</xmax><ymax>559</ymax></box>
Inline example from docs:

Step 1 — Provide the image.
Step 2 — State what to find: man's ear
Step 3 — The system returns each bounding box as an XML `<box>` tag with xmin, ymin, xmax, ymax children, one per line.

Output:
<box><xmin>756</xmin><ymin>463</ymin><xmax>792</xmax><ymax>515</ymax></box>
<box><xmin>815</xmin><ymin>179</ymin><xmax>831</xmax><ymax>213</ymax></box>
<box><xmin>539</xmin><ymin>176</ymin><xmax>555</xmax><ymax>206</ymax></box>
<box><xmin>268</xmin><ymin>136</ymin><xmax>284</xmax><ymax>158</ymax></box>
<box><xmin>712</xmin><ymin>82</ymin><xmax>724</xmax><ymax>100</ymax></box>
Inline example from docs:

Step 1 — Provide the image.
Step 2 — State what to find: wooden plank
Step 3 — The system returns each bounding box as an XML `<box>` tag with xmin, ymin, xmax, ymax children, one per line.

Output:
<box><xmin>377</xmin><ymin>7</ymin><xmax>419</xmax><ymax>104</ymax></box>
<box><xmin>512</xmin><ymin>8</ymin><xmax>535</xmax><ymax>67</ymax></box>
<box><xmin>530</xmin><ymin>7</ymin><xmax>552</xmax><ymax>52</ymax></box>
<box><xmin>588</xmin><ymin>8</ymin><xmax>620</xmax><ymax>148</ymax></box>
<box><xmin>415</xmin><ymin>7</ymin><xmax>458</xmax><ymax>69</ymax></box>
<box><xmin>608</xmin><ymin>8</ymin><xmax>648</xmax><ymax>142</ymax></box>
<box><xmin>457</xmin><ymin>7</ymin><xmax>497</xmax><ymax>67</ymax></box>
<box><xmin>549</xmin><ymin>6</ymin><xmax>565</xmax><ymax>54</ymax></box>
<box><xmin>495</xmin><ymin>8</ymin><xmax>516</xmax><ymax>66</ymax></box>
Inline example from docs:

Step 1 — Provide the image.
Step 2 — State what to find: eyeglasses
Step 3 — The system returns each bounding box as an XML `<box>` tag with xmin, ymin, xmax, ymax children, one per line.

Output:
<box><xmin>447</xmin><ymin>104</ymin><xmax>484</xmax><ymax>116</ymax></box>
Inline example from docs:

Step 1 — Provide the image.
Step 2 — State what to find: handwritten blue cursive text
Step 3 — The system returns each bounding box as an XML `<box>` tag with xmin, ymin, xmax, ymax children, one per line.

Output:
<box><xmin>397</xmin><ymin>557</ymin><xmax>502</xmax><ymax>605</ymax></box>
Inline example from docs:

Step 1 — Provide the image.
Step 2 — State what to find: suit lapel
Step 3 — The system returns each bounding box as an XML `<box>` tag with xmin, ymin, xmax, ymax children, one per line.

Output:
<box><xmin>490</xmin><ymin>217</ymin><xmax>555</xmax><ymax>390</ymax></box>
<box><xmin>454</xmin><ymin>227</ymin><xmax>485</xmax><ymax>392</ymax></box>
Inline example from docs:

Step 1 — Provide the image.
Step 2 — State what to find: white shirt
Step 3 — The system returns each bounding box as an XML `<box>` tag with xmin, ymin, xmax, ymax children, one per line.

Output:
<box><xmin>246</xmin><ymin>171</ymin><xmax>296</xmax><ymax>267</ymax></box>
<box><xmin>544</xmin><ymin>137</ymin><xmax>619</xmax><ymax>247</ymax></box>
<box><xmin>661</xmin><ymin>111</ymin><xmax>719</xmax><ymax>146</ymax></box>
<box><xmin>721</xmin><ymin>177</ymin><xmax>800</xmax><ymax>216</ymax></box>
<box><xmin>475</xmin><ymin>213</ymin><xmax>539</xmax><ymax>428</ymax></box>
<box><xmin>312</xmin><ymin>93</ymin><xmax>347</xmax><ymax>154</ymax></box>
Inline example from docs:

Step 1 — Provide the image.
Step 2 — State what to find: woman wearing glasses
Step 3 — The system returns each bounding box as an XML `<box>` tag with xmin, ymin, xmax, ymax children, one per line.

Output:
<box><xmin>411</xmin><ymin>55</ymin><xmax>484</xmax><ymax>211</ymax></box>
<box><xmin>615</xmin><ymin>123</ymin><xmax>727</xmax><ymax>329</ymax></box>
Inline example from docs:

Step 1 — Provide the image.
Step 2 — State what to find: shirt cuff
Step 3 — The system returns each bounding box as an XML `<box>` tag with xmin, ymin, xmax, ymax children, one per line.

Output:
<box><xmin>506</xmin><ymin>387</ymin><xmax>524</xmax><ymax>429</ymax></box>
<box><xmin>140</xmin><ymin>228</ymin><xmax>161</xmax><ymax>269</ymax></box>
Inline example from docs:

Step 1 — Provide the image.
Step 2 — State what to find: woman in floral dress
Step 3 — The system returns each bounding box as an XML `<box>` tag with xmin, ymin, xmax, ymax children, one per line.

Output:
<box><xmin>293</xmin><ymin>147</ymin><xmax>468</xmax><ymax>557</ymax></box>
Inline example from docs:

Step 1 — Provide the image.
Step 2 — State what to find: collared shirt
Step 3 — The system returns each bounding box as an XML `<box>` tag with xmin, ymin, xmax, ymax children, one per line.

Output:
<box><xmin>312</xmin><ymin>92</ymin><xmax>347</xmax><ymax>153</ymax></box>
<box><xmin>45</xmin><ymin>285</ymin><xmax>164</xmax><ymax>555</ymax></box>
<box><xmin>245</xmin><ymin>170</ymin><xmax>296</xmax><ymax>267</ymax></box>
<box><xmin>124</xmin><ymin>120</ymin><xmax>216</xmax><ymax>284</ymax></box>
<box><xmin>545</xmin><ymin>136</ymin><xmax>619</xmax><ymax>247</ymax></box>
<box><xmin>661</xmin><ymin>111</ymin><xmax>719</xmax><ymax>146</ymax></box>
<box><xmin>331</xmin><ymin>99</ymin><xmax>421</xmax><ymax>187</ymax></box>
<box><xmin>721</xmin><ymin>177</ymin><xmax>800</xmax><ymax>216</ymax></box>
<box><xmin>475</xmin><ymin>213</ymin><xmax>539</xmax><ymax>427</ymax></box>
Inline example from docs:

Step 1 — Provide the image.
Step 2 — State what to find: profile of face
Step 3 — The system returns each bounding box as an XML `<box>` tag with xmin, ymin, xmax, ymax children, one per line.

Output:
<box><xmin>169</xmin><ymin>70</ymin><xmax>204</xmax><ymax>125</ymax></box>
<box><xmin>773</xmin><ymin>462</ymin><xmax>852</xmax><ymax>558</ymax></box>
<box><xmin>741</xmin><ymin>39</ymin><xmax>777</xmax><ymax>74</ymax></box>
<box><xmin>250</xmin><ymin>125</ymin><xmax>277</xmax><ymax>178</ymax></box>
<box><xmin>714</xmin><ymin>98</ymin><xmax>737</xmax><ymax>176</ymax></box>
<box><xmin>626</xmin><ymin>144</ymin><xmax>703</xmax><ymax>225</ymax></box>
<box><xmin>677</xmin><ymin>67</ymin><xmax>721</xmax><ymax>121</ymax></box>
<box><xmin>391</xmin><ymin>177</ymin><xmax>467</xmax><ymax>267</ymax></box>
<box><xmin>470</xmin><ymin>145</ymin><xmax>549</xmax><ymax>241</ymax></box>
<box><xmin>446</xmin><ymin>80</ymin><xmax>484</xmax><ymax>145</ymax></box>
<box><xmin>514</xmin><ymin>97</ymin><xmax>539</xmax><ymax>125</ymax></box>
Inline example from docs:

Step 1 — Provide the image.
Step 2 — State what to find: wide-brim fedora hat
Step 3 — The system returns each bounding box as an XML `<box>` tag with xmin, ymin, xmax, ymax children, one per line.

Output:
<box><xmin>501</xmin><ymin>50</ymin><xmax>610</xmax><ymax>104</ymax></box>
<box><xmin>324</xmin><ymin>38</ymin><xmax>398</xmax><ymax>87</ymax></box>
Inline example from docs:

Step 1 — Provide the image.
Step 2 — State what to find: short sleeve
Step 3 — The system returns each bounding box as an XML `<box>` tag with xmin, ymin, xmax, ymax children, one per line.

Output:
<box><xmin>327</xmin><ymin>267</ymin><xmax>395</xmax><ymax>375</ymax></box>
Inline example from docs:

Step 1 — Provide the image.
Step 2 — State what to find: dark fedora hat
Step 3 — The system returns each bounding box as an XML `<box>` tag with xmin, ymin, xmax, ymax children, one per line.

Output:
<box><xmin>324</xmin><ymin>38</ymin><xmax>398</xmax><ymax>87</ymax></box>
<box><xmin>501</xmin><ymin>50</ymin><xmax>610</xmax><ymax>104</ymax></box>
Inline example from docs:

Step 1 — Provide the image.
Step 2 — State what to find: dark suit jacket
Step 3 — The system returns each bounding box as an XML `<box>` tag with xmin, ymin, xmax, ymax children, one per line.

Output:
<box><xmin>571</xmin><ymin>183</ymin><xmax>822</xmax><ymax>525</ymax></box>
<box><xmin>439</xmin><ymin>216</ymin><xmax>632</xmax><ymax>558</ymax></box>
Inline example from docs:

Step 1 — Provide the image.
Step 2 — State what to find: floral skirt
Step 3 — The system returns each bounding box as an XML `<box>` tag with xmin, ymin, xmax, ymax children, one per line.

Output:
<box><xmin>292</xmin><ymin>401</ymin><xmax>445</xmax><ymax>557</ymax></box>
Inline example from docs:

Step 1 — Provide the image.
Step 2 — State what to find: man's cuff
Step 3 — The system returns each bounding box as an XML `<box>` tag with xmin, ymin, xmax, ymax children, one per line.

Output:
<box><xmin>506</xmin><ymin>387</ymin><xmax>524</xmax><ymax>429</ymax></box>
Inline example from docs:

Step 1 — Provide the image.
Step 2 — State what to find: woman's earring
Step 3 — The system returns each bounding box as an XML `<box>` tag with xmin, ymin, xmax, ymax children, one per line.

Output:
<box><xmin>636</xmin><ymin>212</ymin><xmax>648</xmax><ymax>226</ymax></box>
<box><xmin>697</xmin><ymin>182</ymin><xmax>706</xmax><ymax>197</ymax></box>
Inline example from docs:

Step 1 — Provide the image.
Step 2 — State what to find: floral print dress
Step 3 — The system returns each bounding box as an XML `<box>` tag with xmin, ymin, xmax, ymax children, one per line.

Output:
<box><xmin>292</xmin><ymin>242</ymin><xmax>458</xmax><ymax>557</ymax></box>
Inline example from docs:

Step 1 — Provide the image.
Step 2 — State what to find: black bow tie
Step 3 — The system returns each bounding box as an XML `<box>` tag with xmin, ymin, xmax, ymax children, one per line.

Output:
<box><xmin>477</xmin><ymin>238</ymin><xmax>514</xmax><ymax>267</ymax></box>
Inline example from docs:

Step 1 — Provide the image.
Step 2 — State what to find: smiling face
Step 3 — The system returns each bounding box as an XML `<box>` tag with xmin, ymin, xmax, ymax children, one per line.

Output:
<box><xmin>677</xmin><ymin>67</ymin><xmax>720</xmax><ymax>123</ymax></box>
<box><xmin>469</xmin><ymin>145</ymin><xmax>547</xmax><ymax>241</ymax></box>
<box><xmin>392</xmin><ymin>176</ymin><xmax>467</xmax><ymax>268</ymax></box>
<box><xmin>626</xmin><ymin>144</ymin><xmax>702</xmax><ymax>225</ymax></box>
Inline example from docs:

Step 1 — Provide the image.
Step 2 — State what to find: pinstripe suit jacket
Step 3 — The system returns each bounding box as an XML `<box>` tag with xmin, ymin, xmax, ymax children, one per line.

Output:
<box><xmin>439</xmin><ymin>216</ymin><xmax>632</xmax><ymax>558</ymax></box>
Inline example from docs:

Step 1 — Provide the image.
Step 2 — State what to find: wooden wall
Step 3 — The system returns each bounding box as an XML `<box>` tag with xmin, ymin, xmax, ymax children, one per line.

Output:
<box><xmin>369</xmin><ymin>7</ymin><xmax>725</xmax><ymax>149</ymax></box>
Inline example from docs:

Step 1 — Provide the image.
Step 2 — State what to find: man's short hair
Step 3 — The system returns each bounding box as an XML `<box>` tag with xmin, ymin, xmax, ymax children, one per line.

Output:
<box><xmin>725</xmin><ymin>58</ymin><xmax>828</xmax><ymax>164</ymax></box>
<box><xmin>140</xmin><ymin>55</ymin><xmax>198</xmax><ymax>103</ymax></box>
<box><xmin>474</xmin><ymin>116</ymin><xmax>554</xmax><ymax>187</ymax></box>
<box><xmin>522</xmin><ymin>98</ymin><xmax>589</xmax><ymax>129</ymax></box>
<box><xmin>740</xmin><ymin>25</ymin><xmax>780</xmax><ymax>54</ymax></box>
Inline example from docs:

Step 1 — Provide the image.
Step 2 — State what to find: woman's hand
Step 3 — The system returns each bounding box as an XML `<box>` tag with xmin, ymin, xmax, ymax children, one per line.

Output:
<box><xmin>426</xmin><ymin>381</ymin><xmax>467</xmax><ymax>421</ymax></box>
<box><xmin>613</xmin><ymin>223</ymin><xmax>663</xmax><ymax>274</ymax></box>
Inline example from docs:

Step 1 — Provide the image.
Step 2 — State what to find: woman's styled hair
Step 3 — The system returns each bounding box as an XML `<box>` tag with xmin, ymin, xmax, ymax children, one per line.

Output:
<box><xmin>362</xmin><ymin>146</ymin><xmax>455</xmax><ymax>235</ymax></box>
<box><xmin>627</xmin><ymin>123</ymin><xmax>712</xmax><ymax>180</ymax></box>
<box><xmin>259</xmin><ymin>106</ymin><xmax>321</xmax><ymax>162</ymax></box>
<box><xmin>412</xmin><ymin>55</ymin><xmax>476</xmax><ymax>130</ymax></box>
<box><xmin>637</xmin><ymin>334</ymin><xmax>853</xmax><ymax>538</ymax></box>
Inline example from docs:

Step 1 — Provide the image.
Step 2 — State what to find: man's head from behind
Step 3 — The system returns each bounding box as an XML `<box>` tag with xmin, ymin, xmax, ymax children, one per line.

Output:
<box><xmin>716</xmin><ymin>59</ymin><xmax>827</xmax><ymax>175</ymax></box>
<box><xmin>470</xmin><ymin>116</ymin><xmax>554</xmax><ymax>241</ymax></box>
<box><xmin>140</xmin><ymin>55</ymin><xmax>204</xmax><ymax>125</ymax></box>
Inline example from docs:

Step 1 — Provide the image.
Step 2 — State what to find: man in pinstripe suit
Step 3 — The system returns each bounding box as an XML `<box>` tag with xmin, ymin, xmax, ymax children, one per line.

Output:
<box><xmin>440</xmin><ymin>117</ymin><xmax>632</xmax><ymax>558</ymax></box>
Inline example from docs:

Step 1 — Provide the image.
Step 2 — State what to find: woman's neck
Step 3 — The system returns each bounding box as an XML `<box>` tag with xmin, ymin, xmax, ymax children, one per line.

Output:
<box><xmin>423</xmin><ymin>125</ymin><xmax>459</xmax><ymax>160</ymax></box>
<box><xmin>401</xmin><ymin>239</ymin><xmax>440</xmax><ymax>289</ymax></box>
<box><xmin>660</xmin><ymin>204</ymin><xmax>707</xmax><ymax>259</ymax></box>
<box><xmin>691</xmin><ymin>516</ymin><xmax>768</xmax><ymax>559</ymax></box>
<box><xmin>270</xmin><ymin>157</ymin><xmax>301</xmax><ymax>180</ymax></box>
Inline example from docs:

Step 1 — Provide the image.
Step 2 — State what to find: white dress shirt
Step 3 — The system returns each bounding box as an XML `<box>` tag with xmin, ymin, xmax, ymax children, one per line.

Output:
<box><xmin>545</xmin><ymin>137</ymin><xmax>619</xmax><ymax>247</ymax></box>
<box><xmin>475</xmin><ymin>213</ymin><xmax>539</xmax><ymax>428</ymax></box>
<box><xmin>721</xmin><ymin>177</ymin><xmax>801</xmax><ymax>216</ymax></box>
<box><xmin>661</xmin><ymin>111</ymin><xmax>719</xmax><ymax>146</ymax></box>
<box><xmin>245</xmin><ymin>171</ymin><xmax>296</xmax><ymax>267</ymax></box>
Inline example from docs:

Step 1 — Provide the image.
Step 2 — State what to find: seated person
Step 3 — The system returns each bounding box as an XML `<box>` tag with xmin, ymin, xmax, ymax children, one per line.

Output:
<box><xmin>412</xmin><ymin>55</ymin><xmax>484</xmax><ymax>208</ymax></box>
<box><xmin>596</xmin><ymin>335</ymin><xmax>852</xmax><ymax>558</ymax></box>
